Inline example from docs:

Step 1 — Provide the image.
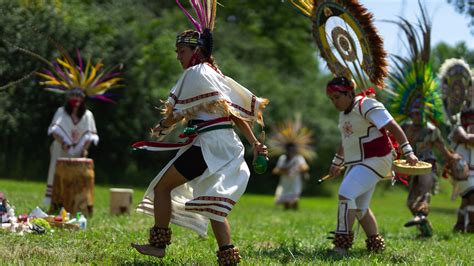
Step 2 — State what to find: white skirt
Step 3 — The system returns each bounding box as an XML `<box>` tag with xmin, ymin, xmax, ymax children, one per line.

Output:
<box><xmin>136</xmin><ymin>128</ymin><xmax>250</xmax><ymax>236</ymax></box>
<box><xmin>275</xmin><ymin>175</ymin><xmax>302</xmax><ymax>204</ymax></box>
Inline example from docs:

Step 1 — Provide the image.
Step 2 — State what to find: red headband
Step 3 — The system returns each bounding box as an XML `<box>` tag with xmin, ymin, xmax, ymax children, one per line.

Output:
<box><xmin>326</xmin><ymin>84</ymin><xmax>354</xmax><ymax>94</ymax></box>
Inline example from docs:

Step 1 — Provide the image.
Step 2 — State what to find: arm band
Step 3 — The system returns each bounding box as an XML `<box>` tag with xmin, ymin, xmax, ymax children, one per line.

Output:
<box><xmin>332</xmin><ymin>154</ymin><xmax>344</xmax><ymax>167</ymax></box>
<box><xmin>400</xmin><ymin>141</ymin><xmax>414</xmax><ymax>156</ymax></box>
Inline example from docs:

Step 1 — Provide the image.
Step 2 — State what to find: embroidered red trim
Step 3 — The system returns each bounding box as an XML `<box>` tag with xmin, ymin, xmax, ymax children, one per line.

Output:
<box><xmin>185</xmin><ymin>202</ymin><xmax>232</xmax><ymax>211</ymax></box>
<box><xmin>192</xmin><ymin>196</ymin><xmax>236</xmax><ymax>205</ymax></box>
<box><xmin>169</xmin><ymin>91</ymin><xmax>220</xmax><ymax>104</ymax></box>
<box><xmin>185</xmin><ymin>207</ymin><xmax>228</xmax><ymax>217</ymax></box>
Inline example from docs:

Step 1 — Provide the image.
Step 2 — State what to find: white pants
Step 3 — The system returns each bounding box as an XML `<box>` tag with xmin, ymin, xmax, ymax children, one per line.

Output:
<box><xmin>338</xmin><ymin>165</ymin><xmax>381</xmax><ymax>210</ymax></box>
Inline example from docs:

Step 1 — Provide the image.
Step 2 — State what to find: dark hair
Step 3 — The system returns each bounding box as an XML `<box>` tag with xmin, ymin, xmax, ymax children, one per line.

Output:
<box><xmin>64</xmin><ymin>100</ymin><xmax>86</xmax><ymax>119</ymax></box>
<box><xmin>327</xmin><ymin>76</ymin><xmax>354</xmax><ymax>88</ymax></box>
<box><xmin>327</xmin><ymin>76</ymin><xmax>355</xmax><ymax>97</ymax></box>
<box><xmin>177</xmin><ymin>30</ymin><xmax>217</xmax><ymax>68</ymax></box>
<box><xmin>285</xmin><ymin>143</ymin><xmax>296</xmax><ymax>150</ymax></box>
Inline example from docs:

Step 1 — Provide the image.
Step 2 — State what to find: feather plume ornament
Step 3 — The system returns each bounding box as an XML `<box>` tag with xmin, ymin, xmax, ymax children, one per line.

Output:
<box><xmin>268</xmin><ymin>114</ymin><xmax>316</xmax><ymax>161</ymax></box>
<box><xmin>385</xmin><ymin>2</ymin><xmax>444</xmax><ymax>127</ymax></box>
<box><xmin>288</xmin><ymin>0</ymin><xmax>388</xmax><ymax>90</ymax></box>
<box><xmin>438</xmin><ymin>58</ymin><xmax>472</xmax><ymax>116</ymax></box>
<box><xmin>37</xmin><ymin>49</ymin><xmax>122</xmax><ymax>103</ymax></box>
<box><xmin>289</xmin><ymin>0</ymin><xmax>314</xmax><ymax>17</ymax></box>
<box><xmin>176</xmin><ymin>0</ymin><xmax>217</xmax><ymax>33</ymax></box>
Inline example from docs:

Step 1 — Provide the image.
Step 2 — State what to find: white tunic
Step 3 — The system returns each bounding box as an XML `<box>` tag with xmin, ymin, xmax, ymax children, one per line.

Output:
<box><xmin>136</xmin><ymin>63</ymin><xmax>267</xmax><ymax>236</ymax></box>
<box><xmin>274</xmin><ymin>154</ymin><xmax>308</xmax><ymax>204</ymax></box>
<box><xmin>338</xmin><ymin>97</ymin><xmax>394</xmax><ymax>212</ymax></box>
<box><xmin>339</xmin><ymin>96</ymin><xmax>394</xmax><ymax>178</ymax></box>
<box><xmin>44</xmin><ymin>107</ymin><xmax>98</xmax><ymax>203</ymax></box>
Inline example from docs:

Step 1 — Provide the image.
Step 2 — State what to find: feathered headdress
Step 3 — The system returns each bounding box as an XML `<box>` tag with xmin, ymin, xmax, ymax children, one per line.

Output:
<box><xmin>269</xmin><ymin>114</ymin><xmax>316</xmax><ymax>160</ymax></box>
<box><xmin>37</xmin><ymin>49</ymin><xmax>122</xmax><ymax>103</ymax></box>
<box><xmin>288</xmin><ymin>0</ymin><xmax>388</xmax><ymax>90</ymax></box>
<box><xmin>438</xmin><ymin>58</ymin><xmax>472</xmax><ymax>117</ymax></box>
<box><xmin>176</xmin><ymin>0</ymin><xmax>217</xmax><ymax>33</ymax></box>
<box><xmin>385</xmin><ymin>3</ymin><xmax>444</xmax><ymax>126</ymax></box>
<box><xmin>175</xmin><ymin>1</ymin><xmax>217</xmax><ymax>55</ymax></box>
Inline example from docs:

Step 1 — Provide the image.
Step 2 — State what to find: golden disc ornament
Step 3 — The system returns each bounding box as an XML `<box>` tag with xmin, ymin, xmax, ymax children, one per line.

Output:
<box><xmin>392</xmin><ymin>159</ymin><xmax>432</xmax><ymax>175</ymax></box>
<box><xmin>310</xmin><ymin>0</ymin><xmax>387</xmax><ymax>89</ymax></box>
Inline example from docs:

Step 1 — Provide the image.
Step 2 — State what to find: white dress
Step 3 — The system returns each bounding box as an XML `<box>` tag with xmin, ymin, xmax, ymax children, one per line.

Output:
<box><xmin>44</xmin><ymin>107</ymin><xmax>99</xmax><ymax>205</ymax></box>
<box><xmin>135</xmin><ymin>63</ymin><xmax>268</xmax><ymax>236</ymax></box>
<box><xmin>274</xmin><ymin>154</ymin><xmax>308</xmax><ymax>204</ymax></box>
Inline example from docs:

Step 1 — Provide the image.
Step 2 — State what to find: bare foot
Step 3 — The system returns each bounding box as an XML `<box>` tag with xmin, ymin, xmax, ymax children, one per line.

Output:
<box><xmin>131</xmin><ymin>243</ymin><xmax>166</xmax><ymax>258</ymax></box>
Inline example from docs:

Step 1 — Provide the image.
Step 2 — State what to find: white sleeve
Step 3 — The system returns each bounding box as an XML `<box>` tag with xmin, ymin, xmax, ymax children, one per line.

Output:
<box><xmin>296</xmin><ymin>155</ymin><xmax>307</xmax><ymax>167</ymax></box>
<box><xmin>276</xmin><ymin>155</ymin><xmax>286</xmax><ymax>168</ymax></box>
<box><xmin>86</xmin><ymin>111</ymin><xmax>99</xmax><ymax>145</ymax></box>
<box><xmin>47</xmin><ymin>107</ymin><xmax>65</xmax><ymax>135</ymax></box>
<box><xmin>367</xmin><ymin>109</ymin><xmax>393</xmax><ymax>129</ymax></box>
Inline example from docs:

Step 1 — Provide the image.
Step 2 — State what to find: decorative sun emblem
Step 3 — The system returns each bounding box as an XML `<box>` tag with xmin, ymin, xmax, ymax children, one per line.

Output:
<box><xmin>343</xmin><ymin>121</ymin><xmax>353</xmax><ymax>138</ymax></box>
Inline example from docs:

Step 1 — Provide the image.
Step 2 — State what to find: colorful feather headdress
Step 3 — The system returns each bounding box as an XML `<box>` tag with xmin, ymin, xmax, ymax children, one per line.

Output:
<box><xmin>438</xmin><ymin>58</ymin><xmax>472</xmax><ymax>116</ymax></box>
<box><xmin>269</xmin><ymin>114</ymin><xmax>316</xmax><ymax>160</ymax></box>
<box><xmin>289</xmin><ymin>0</ymin><xmax>388</xmax><ymax>90</ymax></box>
<box><xmin>175</xmin><ymin>1</ymin><xmax>217</xmax><ymax>53</ymax></box>
<box><xmin>385</xmin><ymin>3</ymin><xmax>443</xmax><ymax>126</ymax></box>
<box><xmin>37</xmin><ymin>49</ymin><xmax>122</xmax><ymax>103</ymax></box>
<box><xmin>176</xmin><ymin>0</ymin><xmax>217</xmax><ymax>33</ymax></box>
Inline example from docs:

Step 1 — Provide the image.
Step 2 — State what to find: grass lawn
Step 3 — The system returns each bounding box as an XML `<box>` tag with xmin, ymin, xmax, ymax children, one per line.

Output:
<box><xmin>0</xmin><ymin>178</ymin><xmax>472</xmax><ymax>264</ymax></box>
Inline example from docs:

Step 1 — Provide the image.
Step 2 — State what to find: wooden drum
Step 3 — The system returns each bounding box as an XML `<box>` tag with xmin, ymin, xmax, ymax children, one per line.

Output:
<box><xmin>50</xmin><ymin>158</ymin><xmax>94</xmax><ymax>216</ymax></box>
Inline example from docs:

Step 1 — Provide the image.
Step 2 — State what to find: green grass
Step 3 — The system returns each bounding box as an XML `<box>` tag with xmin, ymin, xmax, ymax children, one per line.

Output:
<box><xmin>0</xmin><ymin>178</ymin><xmax>472</xmax><ymax>265</ymax></box>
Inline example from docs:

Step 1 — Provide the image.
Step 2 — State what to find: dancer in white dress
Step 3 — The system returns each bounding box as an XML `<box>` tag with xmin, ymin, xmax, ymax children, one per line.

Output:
<box><xmin>131</xmin><ymin>1</ymin><xmax>268</xmax><ymax>264</ymax></box>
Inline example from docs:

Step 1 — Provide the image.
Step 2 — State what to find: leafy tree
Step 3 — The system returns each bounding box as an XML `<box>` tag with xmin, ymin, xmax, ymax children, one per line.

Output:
<box><xmin>431</xmin><ymin>41</ymin><xmax>474</xmax><ymax>71</ymax></box>
<box><xmin>447</xmin><ymin>0</ymin><xmax>474</xmax><ymax>32</ymax></box>
<box><xmin>0</xmin><ymin>0</ymin><xmax>336</xmax><ymax>195</ymax></box>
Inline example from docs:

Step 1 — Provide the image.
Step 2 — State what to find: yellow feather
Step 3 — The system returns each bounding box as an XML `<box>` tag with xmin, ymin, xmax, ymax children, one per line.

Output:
<box><xmin>36</xmin><ymin>72</ymin><xmax>56</xmax><ymax>81</ymax></box>
<box><xmin>86</xmin><ymin>77</ymin><xmax>122</xmax><ymax>95</ymax></box>
<box><xmin>290</xmin><ymin>0</ymin><xmax>313</xmax><ymax>16</ymax></box>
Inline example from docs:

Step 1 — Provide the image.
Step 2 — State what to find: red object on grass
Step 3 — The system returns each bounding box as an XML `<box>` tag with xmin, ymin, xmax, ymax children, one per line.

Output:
<box><xmin>18</xmin><ymin>214</ymin><xmax>28</xmax><ymax>222</ymax></box>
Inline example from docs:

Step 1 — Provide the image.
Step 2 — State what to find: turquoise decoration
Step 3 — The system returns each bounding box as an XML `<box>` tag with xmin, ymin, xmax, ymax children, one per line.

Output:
<box><xmin>183</xmin><ymin>127</ymin><xmax>197</xmax><ymax>135</ymax></box>
<box><xmin>253</xmin><ymin>155</ymin><xmax>268</xmax><ymax>174</ymax></box>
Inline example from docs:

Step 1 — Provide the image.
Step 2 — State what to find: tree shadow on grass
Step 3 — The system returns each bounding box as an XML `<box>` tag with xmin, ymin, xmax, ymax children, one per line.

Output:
<box><xmin>392</xmin><ymin>231</ymin><xmax>453</xmax><ymax>241</ymax></box>
<box><xmin>248</xmin><ymin>239</ymin><xmax>368</xmax><ymax>263</ymax></box>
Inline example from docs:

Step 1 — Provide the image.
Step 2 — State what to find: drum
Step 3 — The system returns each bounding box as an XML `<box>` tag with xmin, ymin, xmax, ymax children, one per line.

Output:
<box><xmin>109</xmin><ymin>188</ymin><xmax>133</xmax><ymax>215</ymax></box>
<box><xmin>392</xmin><ymin>159</ymin><xmax>432</xmax><ymax>175</ymax></box>
<box><xmin>50</xmin><ymin>158</ymin><xmax>94</xmax><ymax>216</ymax></box>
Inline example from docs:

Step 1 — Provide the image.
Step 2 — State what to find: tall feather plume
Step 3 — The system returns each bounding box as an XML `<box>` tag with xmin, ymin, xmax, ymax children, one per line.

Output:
<box><xmin>290</xmin><ymin>0</ymin><xmax>387</xmax><ymax>89</ymax></box>
<box><xmin>386</xmin><ymin>2</ymin><xmax>443</xmax><ymax>126</ymax></box>
<box><xmin>328</xmin><ymin>0</ymin><xmax>388</xmax><ymax>89</ymax></box>
<box><xmin>176</xmin><ymin>0</ymin><xmax>217</xmax><ymax>32</ymax></box>
<box><xmin>1</xmin><ymin>27</ymin><xmax>122</xmax><ymax>101</ymax></box>
<box><xmin>289</xmin><ymin>0</ymin><xmax>314</xmax><ymax>17</ymax></box>
<box><xmin>438</xmin><ymin>58</ymin><xmax>472</xmax><ymax>114</ymax></box>
<box><xmin>269</xmin><ymin>113</ymin><xmax>317</xmax><ymax>160</ymax></box>
<box><xmin>37</xmin><ymin>49</ymin><xmax>123</xmax><ymax>102</ymax></box>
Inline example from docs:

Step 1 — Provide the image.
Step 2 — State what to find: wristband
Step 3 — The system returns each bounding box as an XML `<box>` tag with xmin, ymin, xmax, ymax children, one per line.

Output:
<box><xmin>400</xmin><ymin>141</ymin><xmax>414</xmax><ymax>156</ymax></box>
<box><xmin>332</xmin><ymin>154</ymin><xmax>344</xmax><ymax>167</ymax></box>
